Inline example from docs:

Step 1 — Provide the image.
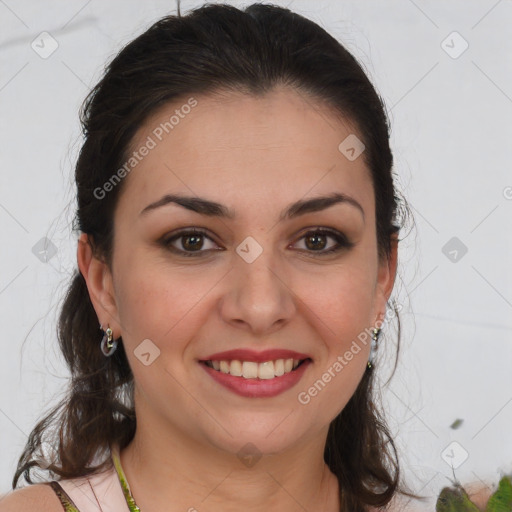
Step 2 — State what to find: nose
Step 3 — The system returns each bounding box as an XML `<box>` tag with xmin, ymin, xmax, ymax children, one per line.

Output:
<box><xmin>219</xmin><ymin>249</ymin><xmax>296</xmax><ymax>336</ymax></box>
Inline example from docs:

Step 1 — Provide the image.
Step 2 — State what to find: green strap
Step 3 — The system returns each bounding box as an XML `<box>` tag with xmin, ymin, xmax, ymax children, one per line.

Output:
<box><xmin>48</xmin><ymin>481</ymin><xmax>80</xmax><ymax>512</ymax></box>
<box><xmin>111</xmin><ymin>445</ymin><xmax>141</xmax><ymax>512</ymax></box>
<box><xmin>47</xmin><ymin>447</ymin><xmax>140</xmax><ymax>512</ymax></box>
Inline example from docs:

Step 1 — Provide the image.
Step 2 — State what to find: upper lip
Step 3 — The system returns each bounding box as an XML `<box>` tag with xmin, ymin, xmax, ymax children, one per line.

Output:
<box><xmin>200</xmin><ymin>349</ymin><xmax>312</xmax><ymax>363</ymax></box>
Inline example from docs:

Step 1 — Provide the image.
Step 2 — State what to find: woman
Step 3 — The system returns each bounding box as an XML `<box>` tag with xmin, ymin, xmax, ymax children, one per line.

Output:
<box><xmin>2</xmin><ymin>3</ymin><xmax>418</xmax><ymax>511</ymax></box>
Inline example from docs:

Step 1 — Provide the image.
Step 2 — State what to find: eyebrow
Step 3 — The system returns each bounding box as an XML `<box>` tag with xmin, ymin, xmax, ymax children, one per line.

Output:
<box><xmin>139</xmin><ymin>192</ymin><xmax>365</xmax><ymax>222</ymax></box>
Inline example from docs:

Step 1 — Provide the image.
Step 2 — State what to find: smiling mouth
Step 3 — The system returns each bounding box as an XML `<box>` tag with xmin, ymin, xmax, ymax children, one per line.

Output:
<box><xmin>201</xmin><ymin>358</ymin><xmax>311</xmax><ymax>379</ymax></box>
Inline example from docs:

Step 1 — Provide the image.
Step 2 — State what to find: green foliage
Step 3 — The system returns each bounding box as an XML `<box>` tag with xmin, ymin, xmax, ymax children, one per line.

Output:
<box><xmin>436</xmin><ymin>485</ymin><xmax>480</xmax><ymax>512</ymax></box>
<box><xmin>436</xmin><ymin>475</ymin><xmax>512</xmax><ymax>512</ymax></box>
<box><xmin>485</xmin><ymin>475</ymin><xmax>512</xmax><ymax>512</ymax></box>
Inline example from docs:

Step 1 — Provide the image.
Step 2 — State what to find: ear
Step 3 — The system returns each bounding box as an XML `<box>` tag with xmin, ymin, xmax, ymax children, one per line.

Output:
<box><xmin>373</xmin><ymin>232</ymin><xmax>399</xmax><ymax>326</ymax></box>
<box><xmin>77</xmin><ymin>232</ymin><xmax>122</xmax><ymax>338</ymax></box>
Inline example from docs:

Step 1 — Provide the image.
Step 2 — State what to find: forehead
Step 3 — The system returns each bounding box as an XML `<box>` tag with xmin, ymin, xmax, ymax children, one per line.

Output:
<box><xmin>118</xmin><ymin>87</ymin><xmax>374</xmax><ymax>220</ymax></box>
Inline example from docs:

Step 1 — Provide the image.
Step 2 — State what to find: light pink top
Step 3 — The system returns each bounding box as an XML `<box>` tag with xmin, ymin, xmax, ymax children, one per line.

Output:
<box><xmin>57</xmin><ymin>464</ymin><xmax>129</xmax><ymax>512</ymax></box>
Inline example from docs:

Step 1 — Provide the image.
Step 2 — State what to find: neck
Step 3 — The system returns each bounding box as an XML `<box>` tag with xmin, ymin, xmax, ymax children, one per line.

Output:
<box><xmin>119</xmin><ymin>415</ymin><xmax>340</xmax><ymax>511</ymax></box>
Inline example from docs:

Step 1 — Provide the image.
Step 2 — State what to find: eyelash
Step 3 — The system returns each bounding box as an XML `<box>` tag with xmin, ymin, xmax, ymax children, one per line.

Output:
<box><xmin>159</xmin><ymin>227</ymin><xmax>354</xmax><ymax>258</ymax></box>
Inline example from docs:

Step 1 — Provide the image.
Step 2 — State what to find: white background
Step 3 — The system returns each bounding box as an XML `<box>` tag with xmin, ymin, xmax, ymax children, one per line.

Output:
<box><xmin>1</xmin><ymin>1</ymin><xmax>511</xmax><ymax>509</ymax></box>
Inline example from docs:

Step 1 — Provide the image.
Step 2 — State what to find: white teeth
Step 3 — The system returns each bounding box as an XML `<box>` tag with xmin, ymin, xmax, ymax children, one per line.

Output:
<box><xmin>206</xmin><ymin>358</ymin><xmax>306</xmax><ymax>379</ymax></box>
<box><xmin>274</xmin><ymin>359</ymin><xmax>285</xmax><ymax>376</ymax></box>
<box><xmin>230</xmin><ymin>360</ymin><xmax>242</xmax><ymax>376</ymax></box>
<box><xmin>258</xmin><ymin>361</ymin><xmax>275</xmax><ymax>380</ymax></box>
<box><xmin>242</xmin><ymin>361</ymin><xmax>259</xmax><ymax>379</ymax></box>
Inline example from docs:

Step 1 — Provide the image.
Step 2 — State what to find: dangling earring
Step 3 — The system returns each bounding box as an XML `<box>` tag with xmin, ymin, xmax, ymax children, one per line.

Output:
<box><xmin>100</xmin><ymin>324</ymin><xmax>118</xmax><ymax>357</ymax></box>
<box><xmin>367</xmin><ymin>327</ymin><xmax>381</xmax><ymax>369</ymax></box>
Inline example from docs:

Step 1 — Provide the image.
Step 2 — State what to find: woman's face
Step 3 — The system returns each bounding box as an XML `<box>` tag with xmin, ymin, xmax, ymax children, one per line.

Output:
<box><xmin>83</xmin><ymin>87</ymin><xmax>397</xmax><ymax>457</ymax></box>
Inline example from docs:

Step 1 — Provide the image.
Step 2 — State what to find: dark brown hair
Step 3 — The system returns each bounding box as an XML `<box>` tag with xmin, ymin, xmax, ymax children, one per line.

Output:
<box><xmin>13</xmin><ymin>3</ymin><xmax>418</xmax><ymax>510</ymax></box>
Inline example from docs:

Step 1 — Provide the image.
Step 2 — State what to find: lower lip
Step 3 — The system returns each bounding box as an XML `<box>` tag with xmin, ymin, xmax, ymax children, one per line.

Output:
<box><xmin>200</xmin><ymin>360</ymin><xmax>312</xmax><ymax>398</ymax></box>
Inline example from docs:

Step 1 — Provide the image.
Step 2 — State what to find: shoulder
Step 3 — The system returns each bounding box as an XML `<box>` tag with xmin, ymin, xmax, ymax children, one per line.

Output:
<box><xmin>0</xmin><ymin>483</ymin><xmax>65</xmax><ymax>512</ymax></box>
<box><xmin>464</xmin><ymin>482</ymin><xmax>493</xmax><ymax>510</ymax></box>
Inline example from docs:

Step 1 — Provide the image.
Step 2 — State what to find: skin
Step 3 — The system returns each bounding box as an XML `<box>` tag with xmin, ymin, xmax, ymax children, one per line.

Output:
<box><xmin>77</xmin><ymin>86</ymin><xmax>398</xmax><ymax>512</ymax></box>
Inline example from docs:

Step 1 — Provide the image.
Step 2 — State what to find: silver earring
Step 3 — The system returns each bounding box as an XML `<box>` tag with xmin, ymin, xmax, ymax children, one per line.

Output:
<box><xmin>367</xmin><ymin>327</ymin><xmax>381</xmax><ymax>369</ymax></box>
<box><xmin>100</xmin><ymin>324</ymin><xmax>118</xmax><ymax>357</ymax></box>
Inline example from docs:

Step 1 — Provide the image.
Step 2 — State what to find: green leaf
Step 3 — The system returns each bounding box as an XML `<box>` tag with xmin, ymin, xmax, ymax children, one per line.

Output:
<box><xmin>450</xmin><ymin>418</ymin><xmax>464</xmax><ymax>430</ymax></box>
<box><xmin>436</xmin><ymin>485</ymin><xmax>480</xmax><ymax>512</ymax></box>
<box><xmin>485</xmin><ymin>475</ymin><xmax>512</xmax><ymax>512</ymax></box>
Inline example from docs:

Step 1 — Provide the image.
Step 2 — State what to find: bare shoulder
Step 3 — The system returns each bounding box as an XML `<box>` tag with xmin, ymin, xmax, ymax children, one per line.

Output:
<box><xmin>0</xmin><ymin>483</ymin><xmax>64</xmax><ymax>512</ymax></box>
<box><xmin>464</xmin><ymin>482</ymin><xmax>493</xmax><ymax>510</ymax></box>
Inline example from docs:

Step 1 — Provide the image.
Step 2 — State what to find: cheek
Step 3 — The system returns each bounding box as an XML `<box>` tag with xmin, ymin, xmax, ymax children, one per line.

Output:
<box><xmin>112</xmin><ymin>250</ymin><xmax>220</xmax><ymax>345</ymax></box>
<box><xmin>294</xmin><ymin>268</ymin><xmax>374</xmax><ymax>423</ymax></box>
<box><xmin>298</xmin><ymin>261</ymin><xmax>377</xmax><ymax>338</ymax></box>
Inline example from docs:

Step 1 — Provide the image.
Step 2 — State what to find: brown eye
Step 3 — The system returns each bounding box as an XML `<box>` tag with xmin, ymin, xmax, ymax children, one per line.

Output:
<box><xmin>160</xmin><ymin>227</ymin><xmax>353</xmax><ymax>258</ymax></box>
<box><xmin>304</xmin><ymin>233</ymin><xmax>328</xmax><ymax>251</ymax></box>
<box><xmin>293</xmin><ymin>229</ymin><xmax>354</xmax><ymax>255</ymax></box>
<box><xmin>181</xmin><ymin>233</ymin><xmax>205</xmax><ymax>251</ymax></box>
<box><xmin>161</xmin><ymin>229</ymin><xmax>220</xmax><ymax>257</ymax></box>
